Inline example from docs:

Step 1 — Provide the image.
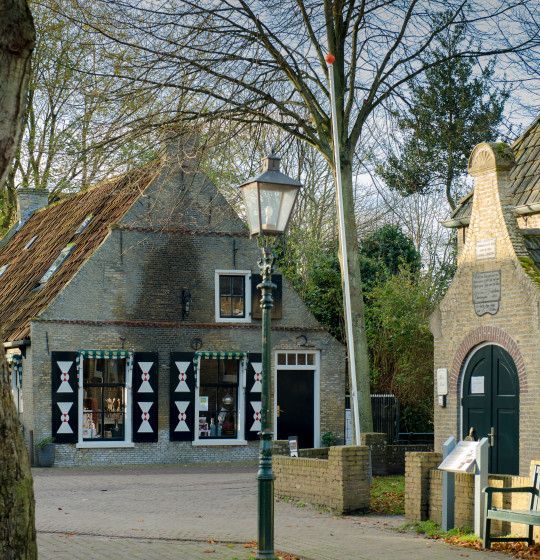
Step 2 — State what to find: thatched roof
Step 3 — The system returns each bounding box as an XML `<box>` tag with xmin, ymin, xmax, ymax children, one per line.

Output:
<box><xmin>0</xmin><ymin>163</ymin><xmax>159</xmax><ymax>342</ymax></box>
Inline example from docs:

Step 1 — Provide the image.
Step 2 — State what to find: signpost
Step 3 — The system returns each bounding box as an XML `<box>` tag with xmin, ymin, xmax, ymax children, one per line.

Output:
<box><xmin>439</xmin><ymin>437</ymin><xmax>489</xmax><ymax>538</ymax></box>
<box><xmin>441</xmin><ymin>436</ymin><xmax>456</xmax><ymax>530</ymax></box>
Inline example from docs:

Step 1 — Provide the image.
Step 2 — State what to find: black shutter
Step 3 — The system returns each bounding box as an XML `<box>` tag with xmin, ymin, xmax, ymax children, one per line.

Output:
<box><xmin>251</xmin><ymin>274</ymin><xmax>282</xmax><ymax>319</ymax></box>
<box><xmin>170</xmin><ymin>352</ymin><xmax>196</xmax><ymax>441</ymax></box>
<box><xmin>51</xmin><ymin>352</ymin><xmax>79</xmax><ymax>444</ymax></box>
<box><xmin>132</xmin><ymin>352</ymin><xmax>159</xmax><ymax>442</ymax></box>
<box><xmin>245</xmin><ymin>353</ymin><xmax>262</xmax><ymax>441</ymax></box>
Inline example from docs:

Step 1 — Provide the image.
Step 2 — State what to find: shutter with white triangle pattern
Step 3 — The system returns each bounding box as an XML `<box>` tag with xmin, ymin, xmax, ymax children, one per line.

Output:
<box><xmin>245</xmin><ymin>353</ymin><xmax>262</xmax><ymax>441</ymax></box>
<box><xmin>170</xmin><ymin>352</ymin><xmax>195</xmax><ymax>441</ymax></box>
<box><xmin>132</xmin><ymin>352</ymin><xmax>159</xmax><ymax>442</ymax></box>
<box><xmin>51</xmin><ymin>351</ymin><xmax>79</xmax><ymax>443</ymax></box>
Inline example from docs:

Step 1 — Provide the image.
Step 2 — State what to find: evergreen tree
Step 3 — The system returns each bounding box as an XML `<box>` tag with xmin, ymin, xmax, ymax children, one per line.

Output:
<box><xmin>378</xmin><ymin>21</ymin><xmax>508</xmax><ymax>210</ymax></box>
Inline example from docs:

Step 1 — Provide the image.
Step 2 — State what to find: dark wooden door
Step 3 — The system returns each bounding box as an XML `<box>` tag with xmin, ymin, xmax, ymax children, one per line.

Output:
<box><xmin>462</xmin><ymin>345</ymin><xmax>519</xmax><ymax>474</ymax></box>
<box><xmin>277</xmin><ymin>370</ymin><xmax>314</xmax><ymax>449</ymax></box>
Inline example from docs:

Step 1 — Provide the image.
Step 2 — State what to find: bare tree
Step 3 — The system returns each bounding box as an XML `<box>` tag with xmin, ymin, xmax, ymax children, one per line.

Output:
<box><xmin>61</xmin><ymin>0</ymin><xmax>540</xmax><ymax>432</ymax></box>
<box><xmin>0</xmin><ymin>1</ymin><xmax>37</xmax><ymax>558</ymax></box>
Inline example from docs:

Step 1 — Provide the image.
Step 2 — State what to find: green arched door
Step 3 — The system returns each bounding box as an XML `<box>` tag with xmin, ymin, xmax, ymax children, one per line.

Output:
<box><xmin>462</xmin><ymin>344</ymin><xmax>519</xmax><ymax>475</ymax></box>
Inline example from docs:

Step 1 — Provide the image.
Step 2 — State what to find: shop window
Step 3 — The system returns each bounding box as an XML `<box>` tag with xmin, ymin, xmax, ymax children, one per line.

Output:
<box><xmin>198</xmin><ymin>358</ymin><xmax>240</xmax><ymax>439</ymax></box>
<box><xmin>82</xmin><ymin>358</ymin><xmax>127</xmax><ymax>441</ymax></box>
<box><xmin>215</xmin><ymin>270</ymin><xmax>251</xmax><ymax>323</ymax></box>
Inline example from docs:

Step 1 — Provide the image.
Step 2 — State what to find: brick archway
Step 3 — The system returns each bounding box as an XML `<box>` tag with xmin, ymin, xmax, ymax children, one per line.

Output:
<box><xmin>450</xmin><ymin>326</ymin><xmax>527</xmax><ymax>393</ymax></box>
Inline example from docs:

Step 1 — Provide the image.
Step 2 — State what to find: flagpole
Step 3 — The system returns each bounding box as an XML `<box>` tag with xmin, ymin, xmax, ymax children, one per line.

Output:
<box><xmin>325</xmin><ymin>53</ymin><xmax>361</xmax><ymax>446</ymax></box>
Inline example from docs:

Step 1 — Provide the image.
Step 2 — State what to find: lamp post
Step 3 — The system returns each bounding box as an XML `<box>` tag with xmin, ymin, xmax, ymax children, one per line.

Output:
<box><xmin>239</xmin><ymin>153</ymin><xmax>302</xmax><ymax>560</ymax></box>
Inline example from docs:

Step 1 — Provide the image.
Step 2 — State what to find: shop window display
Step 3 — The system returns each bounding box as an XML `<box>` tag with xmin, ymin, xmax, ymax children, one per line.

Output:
<box><xmin>83</xmin><ymin>358</ymin><xmax>126</xmax><ymax>440</ymax></box>
<box><xmin>198</xmin><ymin>358</ymin><xmax>239</xmax><ymax>439</ymax></box>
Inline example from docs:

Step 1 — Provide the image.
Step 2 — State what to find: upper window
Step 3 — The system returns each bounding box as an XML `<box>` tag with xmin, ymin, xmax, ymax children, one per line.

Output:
<box><xmin>39</xmin><ymin>243</ymin><xmax>74</xmax><ymax>285</ymax></box>
<box><xmin>82</xmin><ymin>358</ymin><xmax>127</xmax><ymax>441</ymax></box>
<box><xmin>0</xmin><ymin>264</ymin><xmax>8</xmax><ymax>278</ymax></box>
<box><xmin>215</xmin><ymin>270</ymin><xmax>251</xmax><ymax>323</ymax></box>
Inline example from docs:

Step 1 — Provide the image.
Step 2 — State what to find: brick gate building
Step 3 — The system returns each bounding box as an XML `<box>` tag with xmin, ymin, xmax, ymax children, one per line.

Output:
<box><xmin>431</xmin><ymin>117</ymin><xmax>540</xmax><ymax>475</ymax></box>
<box><xmin>1</xmin><ymin>153</ymin><xmax>345</xmax><ymax>466</ymax></box>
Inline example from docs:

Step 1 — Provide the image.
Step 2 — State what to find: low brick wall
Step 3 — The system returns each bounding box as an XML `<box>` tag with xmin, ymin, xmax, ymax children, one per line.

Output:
<box><xmin>274</xmin><ymin>445</ymin><xmax>370</xmax><ymax>513</ymax></box>
<box><xmin>407</xmin><ymin>452</ymin><xmax>540</xmax><ymax>537</ymax></box>
<box><xmin>405</xmin><ymin>451</ymin><xmax>442</xmax><ymax>521</ymax></box>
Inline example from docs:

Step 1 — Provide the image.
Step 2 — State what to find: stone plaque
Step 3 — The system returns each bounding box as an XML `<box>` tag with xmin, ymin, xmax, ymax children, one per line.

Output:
<box><xmin>437</xmin><ymin>368</ymin><xmax>448</xmax><ymax>396</ymax></box>
<box><xmin>476</xmin><ymin>238</ymin><xmax>496</xmax><ymax>260</ymax></box>
<box><xmin>473</xmin><ymin>271</ymin><xmax>501</xmax><ymax>316</ymax></box>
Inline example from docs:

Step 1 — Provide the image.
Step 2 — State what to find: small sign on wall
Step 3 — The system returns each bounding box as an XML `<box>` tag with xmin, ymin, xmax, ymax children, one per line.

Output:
<box><xmin>476</xmin><ymin>239</ymin><xmax>496</xmax><ymax>260</ymax></box>
<box><xmin>470</xmin><ymin>376</ymin><xmax>485</xmax><ymax>394</ymax></box>
<box><xmin>437</xmin><ymin>368</ymin><xmax>448</xmax><ymax>396</ymax></box>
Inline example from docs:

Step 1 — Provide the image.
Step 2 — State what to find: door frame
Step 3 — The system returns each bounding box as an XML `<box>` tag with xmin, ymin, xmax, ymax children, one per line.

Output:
<box><xmin>273</xmin><ymin>350</ymin><xmax>321</xmax><ymax>448</ymax></box>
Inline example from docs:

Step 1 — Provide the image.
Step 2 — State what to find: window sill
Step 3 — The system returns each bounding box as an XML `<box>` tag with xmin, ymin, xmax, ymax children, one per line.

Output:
<box><xmin>214</xmin><ymin>317</ymin><xmax>252</xmax><ymax>324</ymax></box>
<box><xmin>76</xmin><ymin>441</ymin><xmax>135</xmax><ymax>449</ymax></box>
<box><xmin>192</xmin><ymin>439</ymin><xmax>248</xmax><ymax>447</ymax></box>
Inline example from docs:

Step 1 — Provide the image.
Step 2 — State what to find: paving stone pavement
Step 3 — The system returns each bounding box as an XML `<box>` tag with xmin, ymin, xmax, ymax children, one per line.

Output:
<box><xmin>34</xmin><ymin>463</ymin><xmax>507</xmax><ymax>560</ymax></box>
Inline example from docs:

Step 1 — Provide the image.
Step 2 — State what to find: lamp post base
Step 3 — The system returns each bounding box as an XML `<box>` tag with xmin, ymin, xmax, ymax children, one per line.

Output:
<box><xmin>257</xmin><ymin>430</ymin><xmax>276</xmax><ymax>560</ymax></box>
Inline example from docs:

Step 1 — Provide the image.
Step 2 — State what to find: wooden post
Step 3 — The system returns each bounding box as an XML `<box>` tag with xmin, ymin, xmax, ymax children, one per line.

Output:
<box><xmin>442</xmin><ymin>436</ymin><xmax>456</xmax><ymax>531</ymax></box>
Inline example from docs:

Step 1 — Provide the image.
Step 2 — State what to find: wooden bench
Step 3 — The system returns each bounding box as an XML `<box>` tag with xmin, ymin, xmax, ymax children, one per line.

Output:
<box><xmin>484</xmin><ymin>464</ymin><xmax>540</xmax><ymax>548</ymax></box>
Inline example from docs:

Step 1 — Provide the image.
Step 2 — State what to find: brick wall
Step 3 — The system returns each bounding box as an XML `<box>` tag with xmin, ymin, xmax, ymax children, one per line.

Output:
<box><xmin>405</xmin><ymin>451</ymin><xmax>442</xmax><ymax>521</ymax></box>
<box><xmin>274</xmin><ymin>445</ymin><xmax>370</xmax><ymax>514</ymax></box>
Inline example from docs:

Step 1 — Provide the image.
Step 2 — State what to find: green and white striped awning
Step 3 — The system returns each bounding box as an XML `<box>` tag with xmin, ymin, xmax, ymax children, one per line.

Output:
<box><xmin>78</xmin><ymin>349</ymin><xmax>131</xmax><ymax>360</ymax></box>
<box><xmin>193</xmin><ymin>351</ymin><xmax>247</xmax><ymax>364</ymax></box>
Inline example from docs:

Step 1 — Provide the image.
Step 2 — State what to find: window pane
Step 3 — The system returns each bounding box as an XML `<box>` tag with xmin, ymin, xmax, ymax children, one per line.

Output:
<box><xmin>287</xmin><ymin>353</ymin><xmax>296</xmax><ymax>365</ymax></box>
<box><xmin>297</xmin><ymin>353</ymin><xmax>306</xmax><ymax>365</ymax></box>
<box><xmin>83</xmin><ymin>357</ymin><xmax>127</xmax><ymax>441</ymax></box>
<box><xmin>277</xmin><ymin>353</ymin><xmax>286</xmax><ymax>365</ymax></box>
<box><xmin>231</xmin><ymin>296</ymin><xmax>245</xmax><ymax>317</ymax></box>
<box><xmin>103</xmin><ymin>386</ymin><xmax>125</xmax><ymax>440</ymax></box>
<box><xmin>220</xmin><ymin>295</ymin><xmax>232</xmax><ymax>317</ymax></box>
<box><xmin>199</xmin><ymin>358</ymin><xmax>239</xmax><ymax>439</ymax></box>
<box><xmin>200</xmin><ymin>359</ymin><xmax>219</xmax><ymax>384</ymax></box>
<box><xmin>221</xmin><ymin>360</ymin><xmax>238</xmax><ymax>383</ymax></box>
<box><xmin>231</xmin><ymin>276</ymin><xmax>245</xmax><ymax>296</ymax></box>
<box><xmin>83</xmin><ymin>385</ymin><xmax>101</xmax><ymax>439</ymax></box>
<box><xmin>219</xmin><ymin>275</ymin><xmax>231</xmax><ymax>295</ymax></box>
<box><xmin>306</xmin><ymin>354</ymin><xmax>315</xmax><ymax>365</ymax></box>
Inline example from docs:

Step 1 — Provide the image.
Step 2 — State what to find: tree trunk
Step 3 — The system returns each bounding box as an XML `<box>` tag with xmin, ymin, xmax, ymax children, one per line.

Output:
<box><xmin>338</xmin><ymin>157</ymin><xmax>374</xmax><ymax>435</ymax></box>
<box><xmin>0</xmin><ymin>0</ymin><xmax>35</xmax><ymax>185</ymax></box>
<box><xmin>0</xmin><ymin>1</ymin><xmax>37</xmax><ymax>559</ymax></box>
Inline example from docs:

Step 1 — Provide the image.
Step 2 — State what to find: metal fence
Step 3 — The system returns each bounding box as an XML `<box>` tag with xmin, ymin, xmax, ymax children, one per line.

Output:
<box><xmin>371</xmin><ymin>394</ymin><xmax>400</xmax><ymax>442</ymax></box>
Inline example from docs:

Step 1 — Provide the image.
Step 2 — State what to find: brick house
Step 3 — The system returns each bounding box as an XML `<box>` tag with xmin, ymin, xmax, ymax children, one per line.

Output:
<box><xmin>1</xmin><ymin>154</ymin><xmax>345</xmax><ymax>467</ymax></box>
<box><xmin>431</xmin><ymin>116</ymin><xmax>540</xmax><ymax>475</ymax></box>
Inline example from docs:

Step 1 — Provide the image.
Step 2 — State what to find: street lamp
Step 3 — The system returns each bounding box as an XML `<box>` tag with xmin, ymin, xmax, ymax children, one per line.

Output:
<box><xmin>239</xmin><ymin>152</ymin><xmax>302</xmax><ymax>560</ymax></box>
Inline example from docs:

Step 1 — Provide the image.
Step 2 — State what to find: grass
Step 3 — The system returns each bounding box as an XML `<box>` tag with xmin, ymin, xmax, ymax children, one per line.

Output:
<box><xmin>401</xmin><ymin>520</ymin><xmax>476</xmax><ymax>542</ymax></box>
<box><xmin>370</xmin><ymin>475</ymin><xmax>405</xmax><ymax>515</ymax></box>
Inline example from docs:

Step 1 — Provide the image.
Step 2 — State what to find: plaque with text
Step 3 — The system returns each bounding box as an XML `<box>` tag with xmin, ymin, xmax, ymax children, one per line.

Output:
<box><xmin>473</xmin><ymin>271</ymin><xmax>501</xmax><ymax>316</ymax></box>
<box><xmin>476</xmin><ymin>239</ymin><xmax>496</xmax><ymax>261</ymax></box>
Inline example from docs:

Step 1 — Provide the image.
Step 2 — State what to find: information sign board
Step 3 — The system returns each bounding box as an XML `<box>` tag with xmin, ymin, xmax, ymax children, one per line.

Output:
<box><xmin>438</xmin><ymin>441</ymin><xmax>480</xmax><ymax>473</ymax></box>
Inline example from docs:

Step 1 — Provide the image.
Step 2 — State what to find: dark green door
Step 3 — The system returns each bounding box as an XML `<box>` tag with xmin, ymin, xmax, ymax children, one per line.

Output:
<box><xmin>277</xmin><ymin>370</ymin><xmax>314</xmax><ymax>449</ymax></box>
<box><xmin>462</xmin><ymin>345</ymin><xmax>519</xmax><ymax>475</ymax></box>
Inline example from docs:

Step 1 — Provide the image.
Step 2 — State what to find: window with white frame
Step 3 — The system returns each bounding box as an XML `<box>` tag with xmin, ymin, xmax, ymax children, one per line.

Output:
<box><xmin>195</xmin><ymin>356</ymin><xmax>246</xmax><ymax>443</ymax></box>
<box><xmin>81</xmin><ymin>357</ymin><xmax>131</xmax><ymax>442</ymax></box>
<box><xmin>214</xmin><ymin>270</ymin><xmax>251</xmax><ymax>322</ymax></box>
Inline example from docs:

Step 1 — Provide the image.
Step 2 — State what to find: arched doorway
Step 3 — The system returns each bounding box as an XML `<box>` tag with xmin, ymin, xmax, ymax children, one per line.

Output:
<box><xmin>461</xmin><ymin>344</ymin><xmax>519</xmax><ymax>475</ymax></box>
